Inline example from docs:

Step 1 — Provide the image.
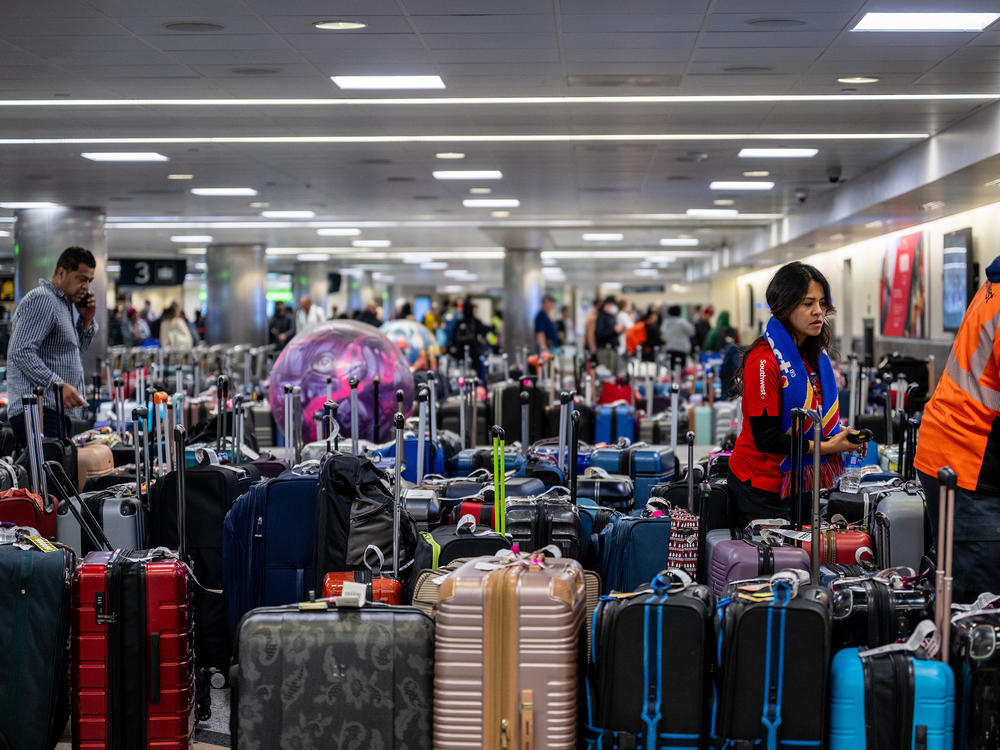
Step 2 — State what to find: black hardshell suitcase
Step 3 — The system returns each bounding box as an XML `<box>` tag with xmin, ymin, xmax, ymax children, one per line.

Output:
<box><xmin>491</xmin><ymin>382</ymin><xmax>546</xmax><ymax>441</ymax></box>
<box><xmin>148</xmin><ymin>461</ymin><xmax>257</xmax><ymax>673</ymax></box>
<box><xmin>230</xmin><ymin>601</ymin><xmax>434</xmax><ymax>750</ymax></box>
<box><xmin>829</xmin><ymin>573</ymin><xmax>933</xmax><ymax>651</ymax></box>
<box><xmin>586</xmin><ymin>571</ymin><xmax>715</xmax><ymax>749</ymax></box>
<box><xmin>505</xmin><ymin>490</ymin><xmax>581</xmax><ymax>560</ymax></box>
<box><xmin>0</xmin><ymin>541</ymin><xmax>74</xmax><ymax>750</ymax></box>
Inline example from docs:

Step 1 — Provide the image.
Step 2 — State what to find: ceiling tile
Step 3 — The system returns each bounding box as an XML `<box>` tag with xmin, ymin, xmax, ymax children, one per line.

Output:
<box><xmin>261</xmin><ymin>16</ymin><xmax>413</xmax><ymax>34</ymax></box>
<box><xmin>410</xmin><ymin>15</ymin><xmax>556</xmax><ymax>34</ymax></box>
<box><xmin>302</xmin><ymin>49</ymin><xmax>433</xmax><ymax>65</ymax></box>
<box><xmin>565</xmin><ymin>62</ymin><xmax>687</xmax><ymax>75</ymax></box>
<box><xmin>72</xmin><ymin>65</ymin><xmax>200</xmax><ymax>78</ymax></box>
<box><xmin>403</xmin><ymin>0</ymin><xmax>551</xmax><ymax>13</ymax></box>
<box><xmin>87</xmin><ymin>0</ymin><xmax>251</xmax><ymax>14</ymax></box>
<box><xmin>432</xmin><ymin>47</ymin><xmax>559</xmax><ymax>63</ymax></box>
<box><xmin>8</xmin><ymin>35</ymin><xmax>153</xmax><ymax>53</ymax></box>
<box><xmin>561</xmin><ymin>0</ymin><xmax>709</xmax><ymax>12</ymax></box>
<box><xmin>692</xmin><ymin>46</ymin><xmax>820</xmax><ymax>63</ymax></box>
<box><xmin>698</xmin><ymin>30</ymin><xmax>839</xmax><ymax>47</ymax></box>
<box><xmin>240</xmin><ymin>0</ymin><xmax>403</xmax><ymax>14</ymax></box>
<box><xmin>151</xmin><ymin>34</ymin><xmax>290</xmax><ymax>51</ymax></box>
<box><xmin>560</xmin><ymin>14</ymin><xmax>704</xmax><ymax>33</ymax></box>
<box><xmin>118</xmin><ymin>16</ymin><xmax>276</xmax><ymax>35</ymax></box>
<box><xmin>186</xmin><ymin>63</ymin><xmax>322</xmax><ymax>78</ymax></box>
<box><xmin>164</xmin><ymin>49</ymin><xmax>306</xmax><ymax>65</ymax></box>
<box><xmin>5</xmin><ymin>0</ymin><xmax>102</xmax><ymax>17</ymax></box>
<box><xmin>562</xmin><ymin>33</ymin><xmax>697</xmax><ymax>50</ymax></box>
<box><xmin>421</xmin><ymin>32</ymin><xmax>555</xmax><ymax>49</ymax></box>
<box><xmin>284</xmin><ymin>33</ymin><xmax>424</xmax><ymax>50</ymax></box>
<box><xmin>563</xmin><ymin>48</ymin><xmax>692</xmax><ymax>62</ymax></box>
<box><xmin>705</xmin><ymin>12</ymin><xmax>855</xmax><ymax>32</ymax></box>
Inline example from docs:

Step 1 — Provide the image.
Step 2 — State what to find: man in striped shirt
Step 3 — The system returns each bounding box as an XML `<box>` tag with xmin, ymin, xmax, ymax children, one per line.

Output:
<box><xmin>8</xmin><ymin>246</ymin><xmax>98</xmax><ymax>445</ymax></box>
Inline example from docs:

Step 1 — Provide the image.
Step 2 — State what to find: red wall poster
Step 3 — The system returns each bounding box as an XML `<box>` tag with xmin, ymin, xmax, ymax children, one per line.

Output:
<box><xmin>879</xmin><ymin>231</ymin><xmax>926</xmax><ymax>338</ymax></box>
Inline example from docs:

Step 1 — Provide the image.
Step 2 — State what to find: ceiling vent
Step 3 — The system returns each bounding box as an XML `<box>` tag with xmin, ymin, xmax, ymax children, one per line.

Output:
<box><xmin>163</xmin><ymin>22</ymin><xmax>224</xmax><ymax>32</ymax></box>
<box><xmin>566</xmin><ymin>75</ymin><xmax>682</xmax><ymax>88</ymax></box>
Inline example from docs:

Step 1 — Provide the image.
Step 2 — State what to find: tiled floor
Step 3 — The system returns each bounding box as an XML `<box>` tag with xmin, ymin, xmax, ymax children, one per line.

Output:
<box><xmin>56</xmin><ymin>688</ymin><xmax>232</xmax><ymax>749</ymax></box>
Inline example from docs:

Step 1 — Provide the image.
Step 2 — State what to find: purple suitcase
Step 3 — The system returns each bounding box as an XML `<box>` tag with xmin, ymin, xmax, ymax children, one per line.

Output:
<box><xmin>708</xmin><ymin>538</ymin><xmax>810</xmax><ymax>595</ymax></box>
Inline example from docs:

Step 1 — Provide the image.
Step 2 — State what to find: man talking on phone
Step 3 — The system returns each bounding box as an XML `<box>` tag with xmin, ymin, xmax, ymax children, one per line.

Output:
<box><xmin>7</xmin><ymin>246</ymin><xmax>98</xmax><ymax>445</ymax></box>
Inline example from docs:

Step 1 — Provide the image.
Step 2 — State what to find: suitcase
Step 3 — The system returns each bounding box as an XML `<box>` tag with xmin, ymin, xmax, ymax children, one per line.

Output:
<box><xmin>65</xmin><ymin>440</ymin><xmax>195</xmax><ymax>750</ymax></box>
<box><xmin>491</xmin><ymin>382</ymin><xmax>546</xmax><ymax>442</ymax></box>
<box><xmin>873</xmin><ymin>485</ymin><xmax>927</xmax><ymax>571</ymax></box>
<box><xmin>433</xmin><ymin>554</ymin><xmax>586</xmax><ymax>750</ymax></box>
<box><xmin>586</xmin><ymin>570</ymin><xmax>714</xmax><ymax>748</ymax></box>
<box><xmin>766</xmin><ymin>521</ymin><xmax>875</xmax><ymax>567</ymax></box>
<box><xmin>708</xmin><ymin>534</ymin><xmax>811</xmax><ymax>595</ymax></box>
<box><xmin>0</xmin><ymin>487</ymin><xmax>57</xmax><ymax>539</ymax></box>
<box><xmin>0</xmin><ymin>537</ymin><xmax>75</xmax><ymax>750</ymax></box>
<box><xmin>321</xmin><ymin>545</ymin><xmax>403</xmax><ymax>605</ymax></box>
<box><xmin>222</xmin><ymin>465</ymin><xmax>321</xmax><ymax>636</ymax></box>
<box><xmin>506</xmin><ymin>490</ymin><xmax>582</xmax><ymax>561</ymax></box>
<box><xmin>594</xmin><ymin>403</ymin><xmax>637</xmax><ymax>444</ymax></box>
<box><xmin>591</xmin><ymin>441</ymin><xmax>674</xmax><ymax>507</ymax></box>
<box><xmin>829</xmin><ymin>647</ymin><xmax>954</xmax><ymax>750</ymax></box>
<box><xmin>231</xmin><ymin>600</ymin><xmax>434</xmax><ymax>749</ymax></box>
<box><xmin>403</xmin><ymin>487</ymin><xmax>442</xmax><ymax>531</ymax></box>
<box><xmin>950</xmin><ymin>606</ymin><xmax>1000</xmax><ymax>749</ymax></box>
<box><xmin>596</xmin><ymin>513</ymin><xmax>671</xmax><ymax>593</ymax></box>
<box><xmin>56</xmin><ymin>480</ymin><xmax>145</xmax><ymax>557</ymax></box>
<box><xmin>16</xmin><ymin>386</ymin><xmax>80</xmax><ymax>489</ymax></box>
<box><xmin>598</xmin><ymin>380</ymin><xmax>633</xmax><ymax>405</ymax></box>
<box><xmin>829</xmin><ymin>574</ymin><xmax>933</xmax><ymax>650</ymax></box>
<box><xmin>413</xmin><ymin>515</ymin><xmax>511</xmax><ymax>569</ymax></box>
<box><xmin>440</xmin><ymin>396</ymin><xmax>489</xmax><ymax>447</ymax></box>
<box><xmin>712</xmin><ymin>407</ymin><xmax>833</xmax><ymax>750</ymax></box>
<box><xmin>0</xmin><ymin>456</ymin><xmax>29</xmax><ymax>491</ymax></box>
<box><xmin>543</xmin><ymin>398</ymin><xmax>595</xmax><ymax>444</ymax></box>
<box><xmin>76</xmin><ymin>440</ymin><xmax>114</xmax><ymax>492</ymax></box>
<box><xmin>574</xmin><ymin>466</ymin><xmax>634</xmax><ymax>512</ymax></box>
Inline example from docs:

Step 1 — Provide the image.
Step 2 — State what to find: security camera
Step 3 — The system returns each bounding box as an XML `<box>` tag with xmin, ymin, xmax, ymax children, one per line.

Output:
<box><xmin>795</xmin><ymin>188</ymin><xmax>809</xmax><ymax>204</ymax></box>
<box><xmin>826</xmin><ymin>164</ymin><xmax>843</xmax><ymax>184</ymax></box>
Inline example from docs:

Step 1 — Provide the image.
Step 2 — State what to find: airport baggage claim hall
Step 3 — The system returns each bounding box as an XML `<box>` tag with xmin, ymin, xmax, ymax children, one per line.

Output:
<box><xmin>1</xmin><ymin>3</ymin><xmax>1000</xmax><ymax>750</ymax></box>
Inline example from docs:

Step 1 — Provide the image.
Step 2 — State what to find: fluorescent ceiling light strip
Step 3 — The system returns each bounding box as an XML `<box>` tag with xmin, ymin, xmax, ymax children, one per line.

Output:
<box><xmin>0</xmin><ymin>133</ymin><xmax>927</xmax><ymax>146</ymax></box>
<box><xmin>739</xmin><ymin>148</ymin><xmax>818</xmax><ymax>158</ymax></box>
<box><xmin>0</xmin><ymin>94</ymin><xmax>993</xmax><ymax>107</ymax></box>
<box><xmin>853</xmin><ymin>12</ymin><xmax>999</xmax><ymax>32</ymax></box>
<box><xmin>433</xmin><ymin>170</ymin><xmax>502</xmax><ymax>179</ymax></box>
<box><xmin>316</xmin><ymin>227</ymin><xmax>361</xmax><ymax>236</ymax></box>
<box><xmin>687</xmin><ymin>208</ymin><xmax>739</xmax><ymax>217</ymax></box>
<box><xmin>261</xmin><ymin>210</ymin><xmax>315</xmax><ymax>218</ymax></box>
<box><xmin>659</xmin><ymin>238</ymin><xmax>700</xmax><ymax>246</ymax></box>
<box><xmin>331</xmin><ymin>75</ymin><xmax>445</xmax><ymax>90</ymax></box>
<box><xmin>582</xmin><ymin>233</ymin><xmax>624</xmax><ymax>241</ymax></box>
<box><xmin>191</xmin><ymin>187</ymin><xmax>257</xmax><ymax>196</ymax></box>
<box><xmin>296</xmin><ymin>253</ymin><xmax>330</xmax><ymax>262</ymax></box>
<box><xmin>710</xmin><ymin>181</ymin><xmax>774</xmax><ymax>190</ymax></box>
<box><xmin>81</xmin><ymin>151</ymin><xmax>168</xmax><ymax>161</ymax></box>
<box><xmin>170</xmin><ymin>235</ymin><xmax>213</xmax><ymax>242</ymax></box>
<box><xmin>352</xmin><ymin>239</ymin><xmax>391</xmax><ymax>247</ymax></box>
<box><xmin>463</xmin><ymin>199</ymin><xmax>519</xmax><ymax>208</ymax></box>
<box><xmin>544</xmin><ymin>251</ymin><xmax>685</xmax><ymax>260</ymax></box>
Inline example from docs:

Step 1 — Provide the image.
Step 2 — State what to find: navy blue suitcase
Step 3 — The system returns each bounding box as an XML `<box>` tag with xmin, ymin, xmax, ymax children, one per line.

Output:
<box><xmin>222</xmin><ymin>467</ymin><xmax>320</xmax><ymax>635</ymax></box>
<box><xmin>596</xmin><ymin>514</ymin><xmax>671</xmax><ymax>593</ymax></box>
<box><xmin>829</xmin><ymin>647</ymin><xmax>954</xmax><ymax>749</ymax></box>
<box><xmin>594</xmin><ymin>404</ymin><xmax>637</xmax><ymax>444</ymax></box>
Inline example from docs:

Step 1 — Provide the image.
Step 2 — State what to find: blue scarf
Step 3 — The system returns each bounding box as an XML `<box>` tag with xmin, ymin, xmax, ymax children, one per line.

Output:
<box><xmin>764</xmin><ymin>317</ymin><xmax>843</xmax><ymax>498</ymax></box>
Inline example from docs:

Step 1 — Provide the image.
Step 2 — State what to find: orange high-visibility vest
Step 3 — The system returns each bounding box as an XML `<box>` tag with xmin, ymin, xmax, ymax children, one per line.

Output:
<box><xmin>915</xmin><ymin>278</ymin><xmax>1000</xmax><ymax>493</ymax></box>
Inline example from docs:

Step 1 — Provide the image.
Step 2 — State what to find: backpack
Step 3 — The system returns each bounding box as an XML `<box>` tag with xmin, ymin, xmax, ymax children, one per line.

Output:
<box><xmin>449</xmin><ymin>318</ymin><xmax>479</xmax><ymax>357</ymax></box>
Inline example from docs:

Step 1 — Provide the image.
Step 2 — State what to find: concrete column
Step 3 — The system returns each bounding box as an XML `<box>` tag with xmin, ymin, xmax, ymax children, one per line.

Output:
<box><xmin>293</xmin><ymin>261</ymin><xmax>328</xmax><ymax>314</ymax></box>
<box><xmin>502</xmin><ymin>247</ymin><xmax>544</xmax><ymax>357</ymax></box>
<box><xmin>14</xmin><ymin>205</ymin><xmax>108</xmax><ymax>372</ymax></box>
<box><xmin>205</xmin><ymin>243</ymin><xmax>267</xmax><ymax>345</ymax></box>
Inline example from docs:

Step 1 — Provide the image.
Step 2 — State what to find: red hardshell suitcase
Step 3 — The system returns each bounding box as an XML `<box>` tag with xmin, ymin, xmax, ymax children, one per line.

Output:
<box><xmin>72</xmin><ymin>550</ymin><xmax>195</xmax><ymax>750</ymax></box>
<box><xmin>598</xmin><ymin>381</ymin><xmax>634</xmax><ymax>405</ymax></box>
<box><xmin>786</xmin><ymin>524</ymin><xmax>874</xmax><ymax>567</ymax></box>
<box><xmin>0</xmin><ymin>487</ymin><xmax>57</xmax><ymax>538</ymax></box>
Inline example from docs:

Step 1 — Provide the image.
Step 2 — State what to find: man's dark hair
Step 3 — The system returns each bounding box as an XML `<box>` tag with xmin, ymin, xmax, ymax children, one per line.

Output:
<box><xmin>542</xmin><ymin>294</ymin><xmax>556</xmax><ymax>304</ymax></box>
<box><xmin>667</xmin><ymin>304</ymin><xmax>682</xmax><ymax>317</ymax></box>
<box><xmin>55</xmin><ymin>246</ymin><xmax>96</xmax><ymax>272</ymax></box>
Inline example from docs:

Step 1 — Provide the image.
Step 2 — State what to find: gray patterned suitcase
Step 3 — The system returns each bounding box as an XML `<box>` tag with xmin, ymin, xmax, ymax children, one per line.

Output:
<box><xmin>230</xmin><ymin>600</ymin><xmax>434</xmax><ymax>749</ymax></box>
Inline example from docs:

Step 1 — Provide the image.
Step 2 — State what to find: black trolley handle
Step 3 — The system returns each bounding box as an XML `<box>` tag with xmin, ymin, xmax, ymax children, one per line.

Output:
<box><xmin>174</xmin><ymin>424</ymin><xmax>188</xmax><ymax>561</ymax></box>
<box><xmin>45</xmin><ymin>460</ymin><xmax>112</xmax><ymax>553</ymax></box>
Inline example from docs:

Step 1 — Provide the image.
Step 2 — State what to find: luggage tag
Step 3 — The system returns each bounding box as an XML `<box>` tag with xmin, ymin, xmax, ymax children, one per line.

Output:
<box><xmin>25</xmin><ymin>536</ymin><xmax>58</xmax><ymax>553</ymax></box>
<box><xmin>334</xmin><ymin>581</ymin><xmax>369</xmax><ymax>608</ymax></box>
<box><xmin>858</xmin><ymin>619</ymin><xmax>939</xmax><ymax>659</ymax></box>
<box><xmin>952</xmin><ymin>592</ymin><xmax>1000</xmax><ymax>613</ymax></box>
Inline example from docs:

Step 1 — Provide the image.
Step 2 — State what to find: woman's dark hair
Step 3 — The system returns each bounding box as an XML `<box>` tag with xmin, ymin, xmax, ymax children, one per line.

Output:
<box><xmin>734</xmin><ymin>261</ymin><xmax>836</xmax><ymax>397</ymax></box>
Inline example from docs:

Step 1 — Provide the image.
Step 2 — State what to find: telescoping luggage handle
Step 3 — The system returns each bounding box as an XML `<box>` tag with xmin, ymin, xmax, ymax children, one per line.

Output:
<box><xmin>22</xmin><ymin>393</ymin><xmax>45</xmax><ymax>497</ymax></box>
<box><xmin>790</xmin><ymin>407</ymin><xmax>823</xmax><ymax>585</ymax></box>
<box><xmin>686</xmin><ymin>430</ymin><xmax>696</xmax><ymax>509</ymax></box>
<box><xmin>670</xmin><ymin>383</ymin><xmax>680</xmax><ymax>455</ymax></box>
<box><xmin>491</xmin><ymin>425</ymin><xmax>506</xmax><ymax>535</ymax></box>
<box><xmin>520</xmin><ymin>391</ymin><xmax>530</xmax><ymax>450</ymax></box>
<box><xmin>936</xmin><ymin>466</ymin><xmax>957</xmax><ymax>665</ymax></box>
<box><xmin>416</xmin><ymin>386</ymin><xmax>429</xmax><ymax>483</ymax></box>
<box><xmin>45</xmin><ymin>460</ymin><xmax>113</xmax><ymax>553</ymax></box>
<box><xmin>349</xmin><ymin>377</ymin><xmax>360</xmax><ymax>457</ymax></box>
<box><xmin>215</xmin><ymin>375</ymin><xmax>228</xmax><ymax>454</ymax></box>
<box><xmin>569</xmin><ymin>410</ymin><xmax>580</xmax><ymax>505</ymax></box>
<box><xmin>132</xmin><ymin>405</ymin><xmax>149</xmax><ymax>509</ymax></box>
<box><xmin>393</xmin><ymin>412</ymin><xmax>404</xmax><ymax>576</ymax></box>
<box><xmin>174</xmin><ymin>424</ymin><xmax>188</xmax><ymax>562</ymax></box>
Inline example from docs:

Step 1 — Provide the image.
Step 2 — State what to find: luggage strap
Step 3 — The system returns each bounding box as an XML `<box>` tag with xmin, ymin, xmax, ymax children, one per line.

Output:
<box><xmin>859</xmin><ymin>649</ymin><xmax>919</xmax><ymax>750</ymax></box>
<box><xmin>760</xmin><ymin>578</ymin><xmax>793</xmax><ymax>750</ymax></box>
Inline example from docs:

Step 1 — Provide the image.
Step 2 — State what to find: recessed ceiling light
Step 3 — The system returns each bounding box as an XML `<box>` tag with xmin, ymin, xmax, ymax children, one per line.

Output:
<box><xmin>0</xmin><ymin>201</ymin><xmax>59</xmax><ymax>208</ymax></box>
<box><xmin>168</xmin><ymin>173</ymin><xmax>193</xmax><ymax>180</ymax></box>
<box><xmin>106</xmin><ymin>264</ymin><xmax>121</xmax><ymax>272</ymax></box>
<box><xmin>178</xmin><ymin>247</ymin><xmax>206</xmax><ymax>255</ymax></box>
<box><xmin>490</xmin><ymin>210</ymin><xmax>510</xmax><ymax>218</ymax></box>
<box><xmin>865</xmin><ymin>219</ymin><xmax>884</xmax><ymax>229</ymax></box>
<box><xmin>464</xmin><ymin>199</ymin><xmax>519</xmax><ymax>208</ymax></box>
<box><xmin>470</xmin><ymin>187</ymin><xmax>492</xmax><ymax>194</ymax></box>
<box><xmin>331</xmin><ymin>75</ymin><xmax>445</xmax><ymax>90</ymax></box>
<box><xmin>162</xmin><ymin>22</ymin><xmax>224</xmax><ymax>32</ymax></box>
<box><xmin>297</xmin><ymin>253</ymin><xmax>331</xmax><ymax>261</ymax></box>
<box><xmin>316</xmin><ymin>227</ymin><xmax>361</xmax><ymax>236</ymax></box>
<box><xmin>659</xmin><ymin>238</ymin><xmax>700</xmax><ymax>246</ymax></box>
<box><xmin>261</xmin><ymin>210</ymin><xmax>315</xmax><ymax>218</ymax></box>
<box><xmin>710</xmin><ymin>180</ymin><xmax>774</xmax><ymax>190</ymax></box>
<box><xmin>81</xmin><ymin>152</ymin><xmax>168</xmax><ymax>162</ymax></box>
<box><xmin>853</xmin><ymin>12</ymin><xmax>999</xmax><ymax>32</ymax></box>
<box><xmin>714</xmin><ymin>199</ymin><xmax>736</xmax><ymax>206</ymax></box>
<box><xmin>920</xmin><ymin>200</ymin><xmax>945</xmax><ymax>212</ymax></box>
<box><xmin>838</xmin><ymin>76</ymin><xmax>879</xmax><ymax>84</ymax></box>
<box><xmin>312</xmin><ymin>20</ymin><xmax>367</xmax><ymax>30</ymax></box>
<box><xmin>634</xmin><ymin>268</ymin><xmax>659</xmax><ymax>277</ymax></box>
<box><xmin>443</xmin><ymin>284</ymin><xmax>464</xmax><ymax>293</ymax></box>
<box><xmin>421</xmin><ymin>261</ymin><xmax>448</xmax><ymax>270</ymax></box>
<box><xmin>743</xmin><ymin>170</ymin><xmax>770</xmax><ymax>177</ymax></box>
<box><xmin>444</xmin><ymin>269</ymin><xmax>474</xmax><ymax>279</ymax></box>
<box><xmin>171</xmin><ymin>235</ymin><xmax>213</xmax><ymax>243</ymax></box>
<box><xmin>435</xmin><ymin>152</ymin><xmax>465</xmax><ymax>159</ymax></box>
<box><xmin>373</xmin><ymin>272</ymin><xmax>394</xmax><ymax>282</ymax></box>
<box><xmin>352</xmin><ymin>239</ymin><xmax>391</xmax><ymax>247</ymax></box>
<box><xmin>686</xmin><ymin>208</ymin><xmax>739</xmax><ymax>217</ymax></box>
<box><xmin>191</xmin><ymin>187</ymin><xmax>257</xmax><ymax>196</ymax></box>
<box><xmin>739</xmin><ymin>148</ymin><xmax>817</xmax><ymax>158</ymax></box>
<box><xmin>0</xmin><ymin>231</ymin><xmax>8</xmax><ymax>238</ymax></box>
<box><xmin>433</xmin><ymin>170</ymin><xmax>502</xmax><ymax>180</ymax></box>
<box><xmin>249</xmin><ymin>201</ymin><xmax>269</xmax><ymax>208</ymax></box>
<box><xmin>582</xmin><ymin>233</ymin><xmax>624</xmax><ymax>241</ymax></box>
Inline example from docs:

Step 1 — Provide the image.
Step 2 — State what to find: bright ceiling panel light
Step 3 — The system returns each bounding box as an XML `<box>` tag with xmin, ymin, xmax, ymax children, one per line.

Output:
<box><xmin>739</xmin><ymin>148</ymin><xmax>817</xmax><ymax>158</ymax></box>
<box><xmin>0</xmin><ymin>231</ymin><xmax>9</xmax><ymax>238</ymax></box>
<box><xmin>249</xmin><ymin>201</ymin><xmax>269</xmax><ymax>208</ymax></box>
<box><xmin>0</xmin><ymin>201</ymin><xmax>59</xmax><ymax>208</ymax></box>
<box><xmin>634</xmin><ymin>268</ymin><xmax>659</xmax><ymax>277</ymax></box>
<box><xmin>470</xmin><ymin>187</ymin><xmax>492</xmax><ymax>194</ymax></box>
<box><xmin>177</xmin><ymin>247</ymin><xmax>206</xmax><ymax>255</ymax></box>
<box><xmin>490</xmin><ymin>210</ymin><xmax>510</xmax><ymax>218</ymax></box>
<box><xmin>297</xmin><ymin>253</ymin><xmax>331</xmax><ymax>261</ymax></box>
<box><xmin>686</xmin><ymin>208</ymin><xmax>739</xmax><ymax>217</ymax></box>
<box><xmin>659</xmin><ymin>238</ymin><xmax>700</xmax><ymax>246</ymax></box>
<box><xmin>313</xmin><ymin>20</ymin><xmax>367</xmax><ymax>30</ymax></box>
<box><xmin>331</xmin><ymin>75</ymin><xmax>445</xmax><ymax>90</ymax></box>
<box><xmin>316</xmin><ymin>227</ymin><xmax>361</xmax><ymax>236</ymax></box>
<box><xmin>421</xmin><ymin>261</ymin><xmax>448</xmax><ymax>270</ymax></box>
<box><xmin>403</xmin><ymin>255</ymin><xmax>434</xmax><ymax>264</ymax></box>
<box><xmin>168</xmin><ymin>173</ymin><xmax>193</xmax><ymax>180</ymax></box>
<box><xmin>714</xmin><ymin>199</ymin><xmax>735</xmax><ymax>206</ymax></box>
<box><xmin>170</xmin><ymin>235</ymin><xmax>213</xmax><ymax>243</ymax></box>
<box><xmin>372</xmin><ymin>272</ymin><xmax>394</xmax><ymax>282</ymax></box>
<box><xmin>191</xmin><ymin>187</ymin><xmax>257</xmax><ymax>196</ymax></box>
<box><xmin>463</xmin><ymin>198</ymin><xmax>519</xmax><ymax>208</ymax></box>
<box><xmin>852</xmin><ymin>12</ymin><xmax>999</xmax><ymax>32</ymax></box>
<box><xmin>838</xmin><ymin>76</ymin><xmax>879</xmax><ymax>84</ymax></box>
<box><xmin>743</xmin><ymin>170</ymin><xmax>770</xmax><ymax>177</ymax></box>
<box><xmin>81</xmin><ymin>152</ymin><xmax>167</xmax><ymax>161</ymax></box>
<box><xmin>261</xmin><ymin>210</ymin><xmax>315</xmax><ymax>218</ymax></box>
<box><xmin>710</xmin><ymin>180</ymin><xmax>774</xmax><ymax>190</ymax></box>
<box><xmin>442</xmin><ymin>284</ymin><xmax>464</xmax><ymax>293</ymax></box>
<box><xmin>435</xmin><ymin>152</ymin><xmax>465</xmax><ymax>159</ymax></box>
<box><xmin>433</xmin><ymin>170</ymin><xmax>502</xmax><ymax>180</ymax></box>
<box><xmin>352</xmin><ymin>239</ymin><xmax>391</xmax><ymax>247</ymax></box>
<box><xmin>582</xmin><ymin>233</ymin><xmax>624</xmax><ymax>241</ymax></box>
<box><xmin>444</xmin><ymin>269</ymin><xmax>472</xmax><ymax>278</ymax></box>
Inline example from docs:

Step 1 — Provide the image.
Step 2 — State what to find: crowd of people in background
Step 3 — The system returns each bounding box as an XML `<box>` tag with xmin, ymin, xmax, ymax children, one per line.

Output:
<box><xmin>107</xmin><ymin>299</ymin><xmax>204</xmax><ymax>349</ymax></box>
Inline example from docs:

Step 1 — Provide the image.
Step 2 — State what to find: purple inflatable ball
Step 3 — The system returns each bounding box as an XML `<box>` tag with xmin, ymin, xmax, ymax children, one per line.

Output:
<box><xmin>268</xmin><ymin>320</ymin><xmax>415</xmax><ymax>444</ymax></box>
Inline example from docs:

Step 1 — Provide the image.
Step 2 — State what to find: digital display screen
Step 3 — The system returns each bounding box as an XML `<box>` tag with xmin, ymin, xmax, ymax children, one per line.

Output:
<box><xmin>942</xmin><ymin>228</ymin><xmax>973</xmax><ymax>332</ymax></box>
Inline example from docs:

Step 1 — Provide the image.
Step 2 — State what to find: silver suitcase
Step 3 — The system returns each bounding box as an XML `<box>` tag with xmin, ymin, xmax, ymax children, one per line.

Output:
<box><xmin>56</xmin><ymin>485</ymin><xmax>145</xmax><ymax>555</ymax></box>
<box><xmin>872</xmin><ymin>485</ymin><xmax>926</xmax><ymax>571</ymax></box>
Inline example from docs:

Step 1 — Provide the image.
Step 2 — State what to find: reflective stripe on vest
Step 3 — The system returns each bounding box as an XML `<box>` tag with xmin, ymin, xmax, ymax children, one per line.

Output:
<box><xmin>944</xmin><ymin>299</ymin><xmax>1000</xmax><ymax>413</ymax></box>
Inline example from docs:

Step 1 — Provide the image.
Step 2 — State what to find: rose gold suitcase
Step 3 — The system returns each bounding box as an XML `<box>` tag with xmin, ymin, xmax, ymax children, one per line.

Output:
<box><xmin>76</xmin><ymin>441</ymin><xmax>114</xmax><ymax>491</ymax></box>
<box><xmin>434</xmin><ymin>555</ymin><xmax>586</xmax><ymax>750</ymax></box>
